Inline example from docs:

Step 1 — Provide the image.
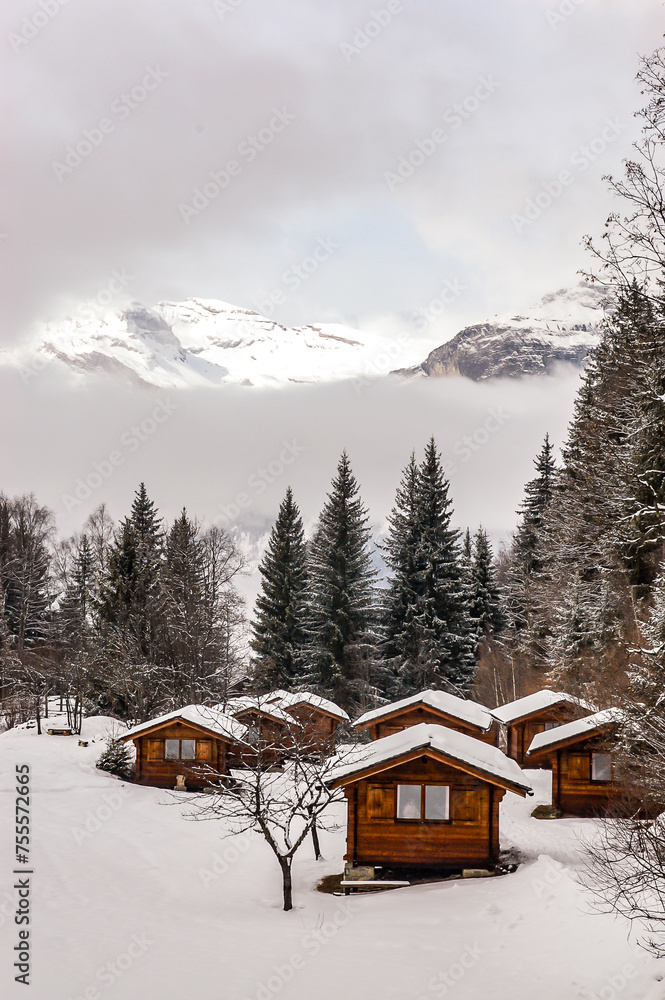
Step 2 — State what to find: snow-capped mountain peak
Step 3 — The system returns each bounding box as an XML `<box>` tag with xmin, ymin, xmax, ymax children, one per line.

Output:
<box><xmin>29</xmin><ymin>298</ymin><xmax>416</xmax><ymax>389</ymax></box>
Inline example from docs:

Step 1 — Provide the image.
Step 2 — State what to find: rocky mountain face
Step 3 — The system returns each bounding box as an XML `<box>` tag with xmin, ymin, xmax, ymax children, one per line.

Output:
<box><xmin>3</xmin><ymin>284</ymin><xmax>611</xmax><ymax>388</ymax></box>
<box><xmin>395</xmin><ymin>284</ymin><xmax>611</xmax><ymax>381</ymax></box>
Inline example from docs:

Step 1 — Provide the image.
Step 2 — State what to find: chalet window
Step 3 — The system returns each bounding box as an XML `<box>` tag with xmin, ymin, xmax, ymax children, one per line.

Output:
<box><xmin>591</xmin><ymin>752</ymin><xmax>612</xmax><ymax>782</ymax></box>
<box><xmin>164</xmin><ymin>739</ymin><xmax>197</xmax><ymax>761</ymax></box>
<box><xmin>425</xmin><ymin>785</ymin><xmax>450</xmax><ymax>821</ymax></box>
<box><xmin>396</xmin><ymin>784</ymin><xmax>450</xmax><ymax>822</ymax></box>
<box><xmin>396</xmin><ymin>784</ymin><xmax>421</xmax><ymax>819</ymax></box>
<box><xmin>543</xmin><ymin>722</ymin><xmax>559</xmax><ymax>731</ymax></box>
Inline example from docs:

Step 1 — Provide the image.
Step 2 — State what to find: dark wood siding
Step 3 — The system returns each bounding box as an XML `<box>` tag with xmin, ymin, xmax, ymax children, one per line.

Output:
<box><xmin>133</xmin><ymin>721</ymin><xmax>229</xmax><ymax>789</ymax></box>
<box><xmin>367</xmin><ymin>705</ymin><xmax>498</xmax><ymax>747</ymax></box>
<box><xmin>344</xmin><ymin>756</ymin><xmax>505</xmax><ymax>870</ymax></box>
<box><xmin>283</xmin><ymin>704</ymin><xmax>338</xmax><ymax>746</ymax></box>
<box><xmin>507</xmin><ymin>702</ymin><xmax>588</xmax><ymax>766</ymax></box>
<box><xmin>551</xmin><ymin>734</ymin><xmax>624</xmax><ymax>816</ymax></box>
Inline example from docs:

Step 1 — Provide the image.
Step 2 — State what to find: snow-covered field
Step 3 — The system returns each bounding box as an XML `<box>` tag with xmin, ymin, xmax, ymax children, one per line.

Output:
<box><xmin>2</xmin><ymin>720</ymin><xmax>665</xmax><ymax>1000</ymax></box>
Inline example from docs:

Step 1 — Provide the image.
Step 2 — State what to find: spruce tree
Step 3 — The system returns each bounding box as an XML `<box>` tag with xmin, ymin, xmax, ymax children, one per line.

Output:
<box><xmin>512</xmin><ymin>434</ymin><xmax>555</xmax><ymax>577</ymax></box>
<box><xmin>251</xmin><ymin>487</ymin><xmax>309</xmax><ymax>691</ymax></box>
<box><xmin>469</xmin><ymin>527</ymin><xmax>503</xmax><ymax>637</ymax></box>
<box><xmin>59</xmin><ymin>534</ymin><xmax>95</xmax><ymax>643</ymax></box>
<box><xmin>380</xmin><ymin>454</ymin><xmax>423</xmax><ymax>695</ymax></box>
<box><xmin>410</xmin><ymin>438</ymin><xmax>476</xmax><ymax>693</ymax></box>
<box><xmin>305</xmin><ymin>453</ymin><xmax>377</xmax><ymax>712</ymax></box>
<box><xmin>99</xmin><ymin>484</ymin><xmax>164</xmax><ymax>658</ymax></box>
<box><xmin>96</xmin><ymin>736</ymin><xmax>133</xmax><ymax>777</ymax></box>
<box><xmin>161</xmin><ymin>509</ymin><xmax>209</xmax><ymax>702</ymax></box>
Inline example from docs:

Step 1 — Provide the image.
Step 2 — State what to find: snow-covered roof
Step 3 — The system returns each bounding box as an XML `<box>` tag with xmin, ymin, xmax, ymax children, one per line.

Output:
<box><xmin>273</xmin><ymin>691</ymin><xmax>350</xmax><ymax>722</ymax></box>
<box><xmin>328</xmin><ymin>723</ymin><xmax>532</xmax><ymax>795</ymax></box>
<box><xmin>225</xmin><ymin>697</ymin><xmax>294</xmax><ymax>726</ymax></box>
<box><xmin>527</xmin><ymin>709</ymin><xmax>624</xmax><ymax>756</ymax></box>
<box><xmin>121</xmin><ymin>705</ymin><xmax>247</xmax><ymax>743</ymax></box>
<box><xmin>353</xmin><ymin>690</ymin><xmax>494</xmax><ymax>733</ymax></box>
<box><xmin>492</xmin><ymin>689</ymin><xmax>591</xmax><ymax>725</ymax></box>
<box><xmin>266</xmin><ymin>689</ymin><xmax>290</xmax><ymax>704</ymax></box>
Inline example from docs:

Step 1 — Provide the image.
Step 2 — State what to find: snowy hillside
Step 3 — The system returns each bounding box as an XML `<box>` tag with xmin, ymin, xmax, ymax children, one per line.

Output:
<box><xmin>16</xmin><ymin>299</ymin><xmax>426</xmax><ymax>389</ymax></box>
<box><xmin>397</xmin><ymin>283</ymin><xmax>611</xmax><ymax>381</ymax></box>
<box><xmin>2</xmin><ymin>720</ymin><xmax>665</xmax><ymax>1000</ymax></box>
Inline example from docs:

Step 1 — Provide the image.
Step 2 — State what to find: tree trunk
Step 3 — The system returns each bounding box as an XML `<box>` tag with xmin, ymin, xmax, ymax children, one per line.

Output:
<box><xmin>279</xmin><ymin>857</ymin><xmax>293</xmax><ymax>911</ymax></box>
<box><xmin>310</xmin><ymin>809</ymin><xmax>321</xmax><ymax>861</ymax></box>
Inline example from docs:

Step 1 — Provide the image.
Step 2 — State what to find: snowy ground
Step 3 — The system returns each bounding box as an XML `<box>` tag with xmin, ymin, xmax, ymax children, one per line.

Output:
<box><xmin>2</xmin><ymin>720</ymin><xmax>665</xmax><ymax>1000</ymax></box>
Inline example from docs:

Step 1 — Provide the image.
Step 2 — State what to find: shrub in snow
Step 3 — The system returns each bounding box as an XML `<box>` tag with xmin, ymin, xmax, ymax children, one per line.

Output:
<box><xmin>96</xmin><ymin>737</ymin><xmax>133</xmax><ymax>778</ymax></box>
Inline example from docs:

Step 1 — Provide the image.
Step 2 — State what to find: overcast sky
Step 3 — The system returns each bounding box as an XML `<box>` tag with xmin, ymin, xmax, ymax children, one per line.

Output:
<box><xmin>1</xmin><ymin>0</ymin><xmax>663</xmax><ymax>347</ymax></box>
<box><xmin>1</xmin><ymin>0</ymin><xmax>664</xmax><ymax>594</ymax></box>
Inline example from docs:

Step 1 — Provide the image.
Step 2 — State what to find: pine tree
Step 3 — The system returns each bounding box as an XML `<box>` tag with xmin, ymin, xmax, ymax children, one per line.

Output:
<box><xmin>251</xmin><ymin>487</ymin><xmax>309</xmax><ymax>691</ymax></box>
<box><xmin>389</xmin><ymin>439</ymin><xmax>476</xmax><ymax>695</ymax></box>
<box><xmin>59</xmin><ymin>535</ymin><xmax>95</xmax><ymax>641</ymax></box>
<box><xmin>160</xmin><ymin>509</ymin><xmax>208</xmax><ymax>701</ymax></box>
<box><xmin>96</xmin><ymin>736</ymin><xmax>133</xmax><ymax>777</ymax></box>
<box><xmin>380</xmin><ymin>454</ymin><xmax>423</xmax><ymax>694</ymax></box>
<box><xmin>305</xmin><ymin>453</ymin><xmax>377</xmax><ymax>712</ymax></box>
<box><xmin>469</xmin><ymin>527</ymin><xmax>503</xmax><ymax>637</ymax></box>
<box><xmin>512</xmin><ymin>434</ymin><xmax>555</xmax><ymax>577</ymax></box>
<box><xmin>99</xmin><ymin>485</ymin><xmax>164</xmax><ymax>657</ymax></box>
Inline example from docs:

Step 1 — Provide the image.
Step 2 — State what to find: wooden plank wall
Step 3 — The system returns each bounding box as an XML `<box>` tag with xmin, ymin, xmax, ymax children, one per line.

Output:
<box><xmin>344</xmin><ymin>757</ymin><xmax>505</xmax><ymax>870</ymax></box>
<box><xmin>369</xmin><ymin>706</ymin><xmax>499</xmax><ymax>746</ymax></box>
<box><xmin>134</xmin><ymin>721</ymin><xmax>228</xmax><ymax>789</ymax></box>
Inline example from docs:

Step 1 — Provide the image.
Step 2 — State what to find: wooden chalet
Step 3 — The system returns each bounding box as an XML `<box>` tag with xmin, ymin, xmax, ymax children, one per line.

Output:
<box><xmin>227</xmin><ymin>697</ymin><xmax>293</xmax><ymax>742</ymax></box>
<box><xmin>526</xmin><ymin>709</ymin><xmax>625</xmax><ymax>816</ymax></box>
<box><xmin>328</xmin><ymin>723</ymin><xmax>532</xmax><ymax>872</ymax></box>
<box><xmin>353</xmin><ymin>690</ymin><xmax>498</xmax><ymax>746</ymax></box>
<box><xmin>268</xmin><ymin>691</ymin><xmax>350</xmax><ymax>746</ymax></box>
<box><xmin>492</xmin><ymin>690</ymin><xmax>591</xmax><ymax>767</ymax></box>
<box><xmin>121</xmin><ymin>705</ymin><xmax>246</xmax><ymax>790</ymax></box>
